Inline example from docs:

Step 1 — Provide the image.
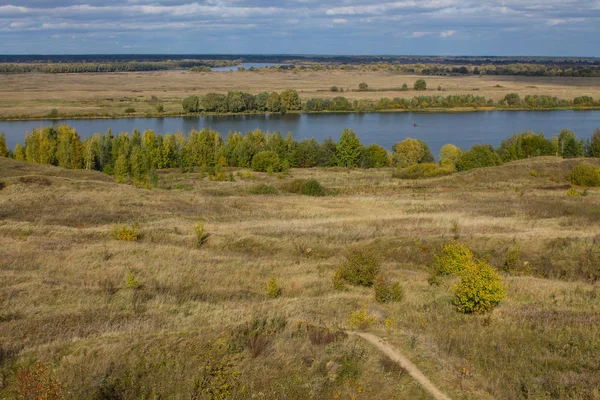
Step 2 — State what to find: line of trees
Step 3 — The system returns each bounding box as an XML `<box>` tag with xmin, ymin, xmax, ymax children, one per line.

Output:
<box><xmin>183</xmin><ymin>91</ymin><xmax>600</xmax><ymax>114</ymax></box>
<box><xmin>0</xmin><ymin>60</ymin><xmax>238</xmax><ymax>74</ymax></box>
<box><xmin>2</xmin><ymin>127</ymin><xmax>599</xmax><ymax>186</ymax></box>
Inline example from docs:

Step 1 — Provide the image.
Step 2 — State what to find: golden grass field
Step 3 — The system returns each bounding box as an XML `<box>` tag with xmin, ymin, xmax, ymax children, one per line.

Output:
<box><xmin>1</xmin><ymin>70</ymin><xmax>600</xmax><ymax>118</ymax></box>
<box><xmin>1</xmin><ymin>156</ymin><xmax>599</xmax><ymax>399</ymax></box>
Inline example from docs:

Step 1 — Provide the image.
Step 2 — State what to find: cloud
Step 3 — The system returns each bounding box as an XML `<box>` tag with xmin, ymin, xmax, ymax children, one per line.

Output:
<box><xmin>0</xmin><ymin>1</ymin><xmax>598</xmax><ymax>55</ymax></box>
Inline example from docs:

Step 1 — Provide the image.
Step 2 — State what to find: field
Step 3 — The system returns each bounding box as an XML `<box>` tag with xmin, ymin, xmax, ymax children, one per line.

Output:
<box><xmin>1</xmin><ymin>71</ymin><xmax>600</xmax><ymax>119</ymax></box>
<box><xmin>1</xmin><ymin>156</ymin><xmax>599</xmax><ymax>399</ymax></box>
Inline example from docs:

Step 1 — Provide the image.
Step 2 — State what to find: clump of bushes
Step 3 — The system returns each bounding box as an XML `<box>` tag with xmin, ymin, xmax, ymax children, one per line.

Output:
<box><xmin>266</xmin><ymin>277</ymin><xmax>282</xmax><ymax>298</ymax></box>
<box><xmin>347</xmin><ymin>306</ymin><xmax>378</xmax><ymax>329</ymax></box>
<box><xmin>433</xmin><ymin>241</ymin><xmax>473</xmax><ymax>275</ymax></box>
<box><xmin>248</xmin><ymin>184</ymin><xmax>279</xmax><ymax>195</ymax></box>
<box><xmin>392</xmin><ymin>163</ymin><xmax>454</xmax><ymax>179</ymax></box>
<box><xmin>373</xmin><ymin>274</ymin><xmax>403</xmax><ymax>303</ymax></box>
<box><xmin>334</xmin><ymin>249</ymin><xmax>380</xmax><ymax>288</ymax></box>
<box><xmin>112</xmin><ymin>224</ymin><xmax>140</xmax><ymax>241</ymax></box>
<box><xmin>281</xmin><ymin>179</ymin><xmax>327</xmax><ymax>196</ymax></box>
<box><xmin>251</xmin><ymin>151</ymin><xmax>281</xmax><ymax>172</ymax></box>
<box><xmin>453</xmin><ymin>259</ymin><xmax>506</xmax><ymax>314</ymax></box>
<box><xmin>455</xmin><ymin>144</ymin><xmax>503</xmax><ymax>172</ymax></box>
<box><xmin>568</xmin><ymin>164</ymin><xmax>600</xmax><ymax>187</ymax></box>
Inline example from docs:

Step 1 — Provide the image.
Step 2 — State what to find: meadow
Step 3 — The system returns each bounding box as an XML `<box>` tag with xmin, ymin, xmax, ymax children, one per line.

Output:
<box><xmin>1</xmin><ymin>154</ymin><xmax>599</xmax><ymax>399</ymax></box>
<box><xmin>1</xmin><ymin>70</ymin><xmax>600</xmax><ymax>119</ymax></box>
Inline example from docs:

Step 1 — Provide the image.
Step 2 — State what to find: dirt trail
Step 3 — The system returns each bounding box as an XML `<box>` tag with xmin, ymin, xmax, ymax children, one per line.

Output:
<box><xmin>350</xmin><ymin>332</ymin><xmax>452</xmax><ymax>400</ymax></box>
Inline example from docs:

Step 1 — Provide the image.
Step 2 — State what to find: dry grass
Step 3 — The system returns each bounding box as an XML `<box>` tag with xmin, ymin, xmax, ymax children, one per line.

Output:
<box><xmin>1</xmin><ymin>156</ymin><xmax>600</xmax><ymax>398</ymax></box>
<box><xmin>1</xmin><ymin>71</ymin><xmax>599</xmax><ymax>118</ymax></box>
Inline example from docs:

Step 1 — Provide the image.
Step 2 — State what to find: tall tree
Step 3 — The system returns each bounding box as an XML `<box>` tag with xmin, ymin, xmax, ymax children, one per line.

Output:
<box><xmin>336</xmin><ymin>128</ymin><xmax>362</xmax><ymax>168</ymax></box>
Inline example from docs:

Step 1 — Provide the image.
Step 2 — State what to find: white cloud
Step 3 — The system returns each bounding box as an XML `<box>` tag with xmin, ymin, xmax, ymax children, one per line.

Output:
<box><xmin>408</xmin><ymin>31</ymin><xmax>433</xmax><ymax>38</ymax></box>
<box><xmin>440</xmin><ymin>29</ymin><xmax>456</xmax><ymax>37</ymax></box>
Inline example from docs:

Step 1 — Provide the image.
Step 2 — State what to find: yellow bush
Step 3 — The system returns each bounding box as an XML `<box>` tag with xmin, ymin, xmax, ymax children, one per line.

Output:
<box><xmin>112</xmin><ymin>224</ymin><xmax>139</xmax><ymax>241</ymax></box>
<box><xmin>194</xmin><ymin>221</ymin><xmax>209</xmax><ymax>247</ymax></box>
<box><xmin>453</xmin><ymin>259</ymin><xmax>506</xmax><ymax>314</ymax></box>
<box><xmin>433</xmin><ymin>241</ymin><xmax>473</xmax><ymax>275</ymax></box>
<box><xmin>266</xmin><ymin>277</ymin><xmax>282</xmax><ymax>298</ymax></box>
<box><xmin>347</xmin><ymin>306</ymin><xmax>378</xmax><ymax>329</ymax></box>
<box><xmin>566</xmin><ymin>188</ymin><xmax>580</xmax><ymax>197</ymax></box>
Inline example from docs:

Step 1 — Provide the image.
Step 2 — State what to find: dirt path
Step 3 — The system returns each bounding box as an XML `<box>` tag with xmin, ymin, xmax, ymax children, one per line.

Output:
<box><xmin>350</xmin><ymin>332</ymin><xmax>452</xmax><ymax>400</ymax></box>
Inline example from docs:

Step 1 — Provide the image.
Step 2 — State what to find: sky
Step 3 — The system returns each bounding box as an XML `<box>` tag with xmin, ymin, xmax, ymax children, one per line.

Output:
<box><xmin>0</xmin><ymin>1</ymin><xmax>599</xmax><ymax>56</ymax></box>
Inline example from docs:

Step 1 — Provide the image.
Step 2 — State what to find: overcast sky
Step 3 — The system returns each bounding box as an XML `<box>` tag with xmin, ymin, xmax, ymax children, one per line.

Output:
<box><xmin>0</xmin><ymin>1</ymin><xmax>598</xmax><ymax>56</ymax></box>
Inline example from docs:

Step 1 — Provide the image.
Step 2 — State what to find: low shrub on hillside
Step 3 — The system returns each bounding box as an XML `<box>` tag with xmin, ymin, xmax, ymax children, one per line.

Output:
<box><xmin>281</xmin><ymin>179</ymin><xmax>327</xmax><ymax>196</ymax></box>
<box><xmin>392</xmin><ymin>163</ymin><xmax>454</xmax><ymax>179</ymax></box>
<box><xmin>347</xmin><ymin>306</ymin><xmax>378</xmax><ymax>329</ymax></box>
<box><xmin>266</xmin><ymin>277</ymin><xmax>282</xmax><ymax>298</ymax></box>
<box><xmin>334</xmin><ymin>249</ymin><xmax>380</xmax><ymax>288</ymax></box>
<box><xmin>568</xmin><ymin>164</ymin><xmax>600</xmax><ymax>187</ymax></box>
<box><xmin>433</xmin><ymin>241</ymin><xmax>474</xmax><ymax>276</ymax></box>
<box><xmin>455</xmin><ymin>144</ymin><xmax>503</xmax><ymax>172</ymax></box>
<box><xmin>112</xmin><ymin>224</ymin><xmax>140</xmax><ymax>241</ymax></box>
<box><xmin>248</xmin><ymin>184</ymin><xmax>279</xmax><ymax>195</ymax></box>
<box><xmin>373</xmin><ymin>274</ymin><xmax>403</xmax><ymax>303</ymax></box>
<box><xmin>453</xmin><ymin>259</ymin><xmax>506</xmax><ymax>314</ymax></box>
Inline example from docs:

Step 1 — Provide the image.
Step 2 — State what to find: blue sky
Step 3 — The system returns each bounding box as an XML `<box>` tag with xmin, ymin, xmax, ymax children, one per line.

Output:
<box><xmin>0</xmin><ymin>1</ymin><xmax>598</xmax><ymax>56</ymax></box>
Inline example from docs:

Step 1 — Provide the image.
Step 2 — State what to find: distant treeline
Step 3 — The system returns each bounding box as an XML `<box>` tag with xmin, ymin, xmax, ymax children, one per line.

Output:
<box><xmin>182</xmin><ymin>90</ymin><xmax>600</xmax><ymax>114</ymax></box>
<box><xmin>0</xmin><ymin>60</ymin><xmax>239</xmax><ymax>74</ymax></box>
<box><xmin>1</xmin><ymin>125</ymin><xmax>599</xmax><ymax>186</ymax></box>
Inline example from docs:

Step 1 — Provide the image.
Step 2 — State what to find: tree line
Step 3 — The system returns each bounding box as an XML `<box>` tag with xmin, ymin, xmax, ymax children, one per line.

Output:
<box><xmin>0</xmin><ymin>60</ymin><xmax>237</xmax><ymax>74</ymax></box>
<box><xmin>182</xmin><ymin>90</ymin><xmax>600</xmax><ymax>114</ymax></box>
<box><xmin>1</xmin><ymin>126</ymin><xmax>599</xmax><ymax>186</ymax></box>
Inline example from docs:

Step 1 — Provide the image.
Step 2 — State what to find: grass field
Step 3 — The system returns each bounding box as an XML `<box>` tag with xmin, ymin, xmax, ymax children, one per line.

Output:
<box><xmin>1</xmin><ymin>156</ymin><xmax>599</xmax><ymax>399</ymax></box>
<box><xmin>1</xmin><ymin>71</ymin><xmax>600</xmax><ymax>119</ymax></box>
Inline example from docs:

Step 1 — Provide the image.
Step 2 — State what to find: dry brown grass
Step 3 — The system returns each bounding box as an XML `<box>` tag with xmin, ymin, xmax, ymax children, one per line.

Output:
<box><xmin>1</xmin><ymin>156</ymin><xmax>600</xmax><ymax>398</ymax></box>
<box><xmin>1</xmin><ymin>71</ymin><xmax>599</xmax><ymax>118</ymax></box>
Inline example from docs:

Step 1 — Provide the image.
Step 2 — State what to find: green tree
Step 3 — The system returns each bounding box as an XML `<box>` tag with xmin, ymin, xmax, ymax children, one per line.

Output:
<box><xmin>414</xmin><ymin>79</ymin><xmax>427</xmax><ymax>91</ymax></box>
<box><xmin>266</xmin><ymin>92</ymin><xmax>282</xmax><ymax>112</ymax></box>
<box><xmin>585</xmin><ymin>128</ymin><xmax>600</xmax><ymax>157</ymax></box>
<box><xmin>113</xmin><ymin>153</ymin><xmax>129</xmax><ymax>183</ymax></box>
<box><xmin>456</xmin><ymin>144</ymin><xmax>503</xmax><ymax>171</ymax></box>
<box><xmin>503</xmin><ymin>93</ymin><xmax>522</xmax><ymax>106</ymax></box>
<box><xmin>0</xmin><ymin>133</ymin><xmax>7</xmax><ymax>157</ymax></box>
<box><xmin>227</xmin><ymin>91</ymin><xmax>246</xmax><ymax>113</ymax></box>
<box><xmin>255</xmin><ymin>92</ymin><xmax>269</xmax><ymax>111</ymax></box>
<box><xmin>280</xmin><ymin>89</ymin><xmax>302</xmax><ymax>111</ymax></box>
<box><xmin>439</xmin><ymin>144</ymin><xmax>463</xmax><ymax>170</ymax></box>
<box><xmin>393</xmin><ymin>138</ymin><xmax>433</xmax><ymax>167</ymax></box>
<box><xmin>14</xmin><ymin>143</ymin><xmax>25</xmax><ymax>161</ymax></box>
<box><xmin>182</xmin><ymin>95</ymin><xmax>200</xmax><ymax>113</ymax></box>
<box><xmin>251</xmin><ymin>150</ymin><xmax>281</xmax><ymax>172</ymax></box>
<box><xmin>558</xmin><ymin>129</ymin><xmax>584</xmax><ymax>158</ymax></box>
<box><xmin>362</xmin><ymin>144</ymin><xmax>389</xmax><ymax>168</ymax></box>
<box><xmin>358</xmin><ymin>82</ymin><xmax>369</xmax><ymax>91</ymax></box>
<box><xmin>202</xmin><ymin>93</ymin><xmax>228</xmax><ymax>113</ymax></box>
<box><xmin>336</xmin><ymin>128</ymin><xmax>362</xmax><ymax>168</ymax></box>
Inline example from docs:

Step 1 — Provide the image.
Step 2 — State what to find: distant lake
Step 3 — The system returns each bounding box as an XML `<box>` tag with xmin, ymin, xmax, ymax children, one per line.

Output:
<box><xmin>2</xmin><ymin>111</ymin><xmax>599</xmax><ymax>157</ymax></box>
<box><xmin>211</xmin><ymin>63</ymin><xmax>290</xmax><ymax>72</ymax></box>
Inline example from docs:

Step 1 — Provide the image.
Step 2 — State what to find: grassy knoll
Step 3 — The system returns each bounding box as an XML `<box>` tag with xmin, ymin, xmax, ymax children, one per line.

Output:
<box><xmin>0</xmin><ymin>156</ymin><xmax>599</xmax><ymax>399</ymax></box>
<box><xmin>1</xmin><ymin>71</ymin><xmax>600</xmax><ymax>119</ymax></box>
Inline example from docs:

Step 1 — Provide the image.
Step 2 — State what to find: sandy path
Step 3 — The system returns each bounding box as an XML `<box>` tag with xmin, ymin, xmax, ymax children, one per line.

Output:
<box><xmin>351</xmin><ymin>332</ymin><xmax>452</xmax><ymax>400</ymax></box>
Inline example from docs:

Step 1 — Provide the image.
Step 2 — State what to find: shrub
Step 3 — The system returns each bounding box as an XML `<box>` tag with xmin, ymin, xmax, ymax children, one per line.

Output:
<box><xmin>502</xmin><ymin>246</ymin><xmax>521</xmax><ymax>274</ymax></box>
<box><xmin>251</xmin><ymin>150</ymin><xmax>281</xmax><ymax>172</ymax></box>
<box><xmin>433</xmin><ymin>241</ymin><xmax>474</xmax><ymax>276</ymax></box>
<box><xmin>124</xmin><ymin>107</ymin><xmax>136</xmax><ymax>114</ymax></box>
<box><xmin>568</xmin><ymin>164</ymin><xmax>600</xmax><ymax>187</ymax></box>
<box><xmin>299</xmin><ymin>179</ymin><xmax>326</xmax><ymax>197</ymax></box>
<box><xmin>195</xmin><ymin>221</ymin><xmax>210</xmax><ymax>247</ymax></box>
<box><xmin>266</xmin><ymin>277</ymin><xmax>282</xmax><ymax>298</ymax></box>
<box><xmin>453</xmin><ymin>259</ymin><xmax>506</xmax><ymax>314</ymax></box>
<box><xmin>156</xmin><ymin>104</ymin><xmax>164</xmax><ymax>113</ymax></box>
<box><xmin>16</xmin><ymin>362</ymin><xmax>63</xmax><ymax>400</ymax></box>
<box><xmin>392</xmin><ymin>138</ymin><xmax>434</xmax><ymax>168</ymax></box>
<box><xmin>373</xmin><ymin>274</ymin><xmax>403</xmax><ymax>303</ymax></box>
<box><xmin>566</xmin><ymin>188</ymin><xmax>580</xmax><ymax>197</ymax></box>
<box><xmin>347</xmin><ymin>306</ymin><xmax>378</xmax><ymax>329</ymax></box>
<box><xmin>112</xmin><ymin>224</ymin><xmax>139</xmax><ymax>241</ymax></box>
<box><xmin>248</xmin><ymin>184</ymin><xmax>279</xmax><ymax>195</ymax></box>
<box><xmin>358</xmin><ymin>82</ymin><xmax>369</xmax><ymax>91</ymax></box>
<box><xmin>330</xmin><ymin>86</ymin><xmax>339</xmax><ymax>92</ymax></box>
<box><xmin>414</xmin><ymin>79</ymin><xmax>427</xmax><ymax>91</ymax></box>
<box><xmin>47</xmin><ymin>109</ymin><xmax>59</xmax><ymax>119</ymax></box>
<box><xmin>392</xmin><ymin>163</ymin><xmax>454</xmax><ymax>179</ymax></box>
<box><xmin>125</xmin><ymin>271</ymin><xmax>141</xmax><ymax>289</ymax></box>
<box><xmin>455</xmin><ymin>144</ymin><xmax>503</xmax><ymax>172</ymax></box>
<box><xmin>336</xmin><ymin>249</ymin><xmax>380</xmax><ymax>287</ymax></box>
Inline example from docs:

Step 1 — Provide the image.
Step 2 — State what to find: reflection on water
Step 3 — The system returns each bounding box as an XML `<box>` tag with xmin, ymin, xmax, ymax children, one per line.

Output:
<box><xmin>2</xmin><ymin>110</ymin><xmax>599</xmax><ymax>157</ymax></box>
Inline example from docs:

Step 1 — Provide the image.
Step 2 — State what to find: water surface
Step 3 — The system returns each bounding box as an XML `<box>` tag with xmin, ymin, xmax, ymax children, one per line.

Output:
<box><xmin>2</xmin><ymin>111</ymin><xmax>599</xmax><ymax>157</ymax></box>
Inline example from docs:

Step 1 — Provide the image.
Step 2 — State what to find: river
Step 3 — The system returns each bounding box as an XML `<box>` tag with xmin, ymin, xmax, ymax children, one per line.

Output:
<box><xmin>2</xmin><ymin>110</ymin><xmax>599</xmax><ymax>157</ymax></box>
